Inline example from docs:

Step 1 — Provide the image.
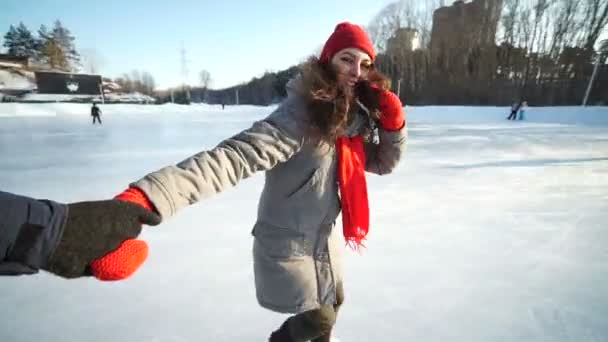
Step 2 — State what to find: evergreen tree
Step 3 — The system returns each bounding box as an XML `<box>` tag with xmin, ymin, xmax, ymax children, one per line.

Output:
<box><xmin>41</xmin><ymin>38</ymin><xmax>68</xmax><ymax>70</ymax></box>
<box><xmin>2</xmin><ymin>25</ymin><xmax>18</xmax><ymax>54</ymax></box>
<box><xmin>16</xmin><ymin>23</ymin><xmax>37</xmax><ymax>57</ymax></box>
<box><xmin>3</xmin><ymin>22</ymin><xmax>37</xmax><ymax>58</ymax></box>
<box><xmin>50</xmin><ymin>20</ymin><xmax>80</xmax><ymax>71</ymax></box>
<box><xmin>35</xmin><ymin>24</ymin><xmax>51</xmax><ymax>56</ymax></box>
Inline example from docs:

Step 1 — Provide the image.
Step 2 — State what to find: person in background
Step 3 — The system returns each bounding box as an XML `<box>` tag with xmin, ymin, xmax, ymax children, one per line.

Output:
<box><xmin>518</xmin><ymin>100</ymin><xmax>528</xmax><ymax>120</ymax></box>
<box><xmin>507</xmin><ymin>100</ymin><xmax>522</xmax><ymax>120</ymax></box>
<box><xmin>91</xmin><ymin>102</ymin><xmax>102</xmax><ymax>125</ymax></box>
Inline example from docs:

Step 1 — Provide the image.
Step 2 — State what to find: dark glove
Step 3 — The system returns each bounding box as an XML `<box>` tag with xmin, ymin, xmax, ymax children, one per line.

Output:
<box><xmin>355</xmin><ymin>80</ymin><xmax>381</xmax><ymax>112</ymax></box>
<box><xmin>355</xmin><ymin>81</ymin><xmax>406</xmax><ymax>131</ymax></box>
<box><xmin>45</xmin><ymin>199</ymin><xmax>161</xmax><ymax>278</ymax></box>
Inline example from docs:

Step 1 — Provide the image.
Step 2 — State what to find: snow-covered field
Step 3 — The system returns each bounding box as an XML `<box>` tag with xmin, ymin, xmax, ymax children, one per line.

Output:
<box><xmin>0</xmin><ymin>103</ymin><xmax>607</xmax><ymax>341</ymax></box>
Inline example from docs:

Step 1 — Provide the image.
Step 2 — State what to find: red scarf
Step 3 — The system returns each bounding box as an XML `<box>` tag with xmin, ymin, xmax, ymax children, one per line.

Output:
<box><xmin>336</xmin><ymin>135</ymin><xmax>369</xmax><ymax>250</ymax></box>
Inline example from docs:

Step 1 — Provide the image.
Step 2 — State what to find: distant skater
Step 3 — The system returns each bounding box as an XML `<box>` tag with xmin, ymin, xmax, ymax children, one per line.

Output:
<box><xmin>518</xmin><ymin>101</ymin><xmax>528</xmax><ymax>120</ymax></box>
<box><xmin>507</xmin><ymin>101</ymin><xmax>522</xmax><ymax>120</ymax></box>
<box><xmin>91</xmin><ymin>103</ymin><xmax>102</xmax><ymax>125</ymax></box>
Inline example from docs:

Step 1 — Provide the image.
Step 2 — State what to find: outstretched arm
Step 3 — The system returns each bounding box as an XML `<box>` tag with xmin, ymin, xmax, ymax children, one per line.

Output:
<box><xmin>131</xmin><ymin>97</ymin><xmax>307</xmax><ymax>219</ymax></box>
<box><xmin>85</xmin><ymin>98</ymin><xmax>308</xmax><ymax>280</ymax></box>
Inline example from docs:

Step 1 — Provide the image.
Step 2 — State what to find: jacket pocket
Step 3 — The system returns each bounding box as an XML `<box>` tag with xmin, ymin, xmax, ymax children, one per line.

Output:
<box><xmin>286</xmin><ymin>167</ymin><xmax>322</xmax><ymax>199</ymax></box>
<box><xmin>252</xmin><ymin>222</ymin><xmax>310</xmax><ymax>259</ymax></box>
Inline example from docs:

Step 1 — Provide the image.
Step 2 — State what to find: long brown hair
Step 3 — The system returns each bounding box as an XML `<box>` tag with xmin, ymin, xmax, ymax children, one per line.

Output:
<box><xmin>298</xmin><ymin>56</ymin><xmax>390</xmax><ymax>142</ymax></box>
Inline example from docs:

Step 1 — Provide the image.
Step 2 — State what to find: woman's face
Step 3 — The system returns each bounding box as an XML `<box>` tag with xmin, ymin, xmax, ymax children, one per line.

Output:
<box><xmin>330</xmin><ymin>48</ymin><xmax>373</xmax><ymax>88</ymax></box>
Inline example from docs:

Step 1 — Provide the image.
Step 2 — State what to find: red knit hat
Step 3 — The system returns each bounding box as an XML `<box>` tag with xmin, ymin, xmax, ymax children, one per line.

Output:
<box><xmin>320</xmin><ymin>22</ymin><xmax>376</xmax><ymax>63</ymax></box>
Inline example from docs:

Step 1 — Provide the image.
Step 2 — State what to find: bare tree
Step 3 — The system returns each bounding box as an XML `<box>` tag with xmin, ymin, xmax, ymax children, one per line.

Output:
<box><xmin>198</xmin><ymin>70</ymin><xmax>212</xmax><ymax>102</ymax></box>
<box><xmin>547</xmin><ymin>0</ymin><xmax>579</xmax><ymax>58</ymax></box>
<box><xmin>117</xmin><ymin>74</ymin><xmax>133</xmax><ymax>93</ymax></box>
<box><xmin>580</xmin><ymin>0</ymin><xmax>608</xmax><ymax>52</ymax></box>
<box><xmin>199</xmin><ymin>70</ymin><xmax>212</xmax><ymax>89</ymax></box>
<box><xmin>415</xmin><ymin>0</ymin><xmax>444</xmax><ymax>48</ymax></box>
<box><xmin>141</xmin><ymin>72</ymin><xmax>156</xmax><ymax>95</ymax></box>
<box><xmin>514</xmin><ymin>0</ymin><xmax>551</xmax><ymax>95</ymax></box>
<box><xmin>500</xmin><ymin>0</ymin><xmax>521</xmax><ymax>45</ymax></box>
<box><xmin>367</xmin><ymin>1</ymin><xmax>405</xmax><ymax>53</ymax></box>
<box><xmin>114</xmin><ymin>70</ymin><xmax>155</xmax><ymax>95</ymax></box>
<box><xmin>367</xmin><ymin>0</ymin><xmax>442</xmax><ymax>52</ymax></box>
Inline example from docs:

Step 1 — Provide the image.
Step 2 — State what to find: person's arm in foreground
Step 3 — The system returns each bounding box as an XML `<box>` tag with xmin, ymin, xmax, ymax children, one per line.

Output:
<box><xmin>0</xmin><ymin>190</ymin><xmax>160</xmax><ymax>279</ymax></box>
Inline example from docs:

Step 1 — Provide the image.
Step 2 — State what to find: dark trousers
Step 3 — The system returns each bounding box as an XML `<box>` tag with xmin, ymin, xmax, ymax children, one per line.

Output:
<box><xmin>507</xmin><ymin>110</ymin><xmax>518</xmax><ymax>120</ymax></box>
<box><xmin>92</xmin><ymin>115</ymin><xmax>102</xmax><ymax>124</ymax></box>
<box><xmin>272</xmin><ymin>282</ymin><xmax>344</xmax><ymax>342</ymax></box>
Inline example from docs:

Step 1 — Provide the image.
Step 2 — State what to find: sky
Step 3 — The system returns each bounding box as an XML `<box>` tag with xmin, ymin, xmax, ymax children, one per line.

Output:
<box><xmin>0</xmin><ymin>0</ymin><xmax>395</xmax><ymax>89</ymax></box>
<box><xmin>0</xmin><ymin>103</ymin><xmax>607</xmax><ymax>341</ymax></box>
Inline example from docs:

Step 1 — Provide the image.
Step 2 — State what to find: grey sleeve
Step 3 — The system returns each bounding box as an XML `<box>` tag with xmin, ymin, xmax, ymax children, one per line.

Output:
<box><xmin>364</xmin><ymin>124</ymin><xmax>407</xmax><ymax>175</ymax></box>
<box><xmin>131</xmin><ymin>98</ymin><xmax>308</xmax><ymax>219</ymax></box>
<box><xmin>0</xmin><ymin>191</ymin><xmax>67</xmax><ymax>275</ymax></box>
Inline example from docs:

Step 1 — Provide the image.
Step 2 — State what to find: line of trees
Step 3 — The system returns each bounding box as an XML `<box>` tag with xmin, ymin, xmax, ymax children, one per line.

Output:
<box><xmin>113</xmin><ymin>70</ymin><xmax>156</xmax><ymax>97</ymax></box>
<box><xmin>3</xmin><ymin>20</ymin><xmax>80</xmax><ymax>72</ymax></box>
<box><xmin>369</xmin><ymin>0</ymin><xmax>608</xmax><ymax>105</ymax></box>
<box><xmin>6</xmin><ymin>1</ymin><xmax>604</xmax><ymax>106</ymax></box>
<box><xmin>2</xmin><ymin>21</ymin><xmax>158</xmax><ymax>97</ymax></box>
<box><xmin>205</xmin><ymin>0</ymin><xmax>607</xmax><ymax>106</ymax></box>
<box><xmin>203</xmin><ymin>66</ymin><xmax>299</xmax><ymax>106</ymax></box>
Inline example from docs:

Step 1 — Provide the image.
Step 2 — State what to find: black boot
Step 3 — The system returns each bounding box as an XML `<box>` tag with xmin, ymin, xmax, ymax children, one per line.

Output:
<box><xmin>269</xmin><ymin>321</ymin><xmax>293</xmax><ymax>342</ymax></box>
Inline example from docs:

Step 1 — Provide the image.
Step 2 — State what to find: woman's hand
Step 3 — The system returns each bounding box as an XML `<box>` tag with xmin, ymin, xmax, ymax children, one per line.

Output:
<box><xmin>45</xmin><ymin>199</ymin><xmax>160</xmax><ymax>279</ymax></box>
<box><xmin>355</xmin><ymin>81</ymin><xmax>405</xmax><ymax>131</ymax></box>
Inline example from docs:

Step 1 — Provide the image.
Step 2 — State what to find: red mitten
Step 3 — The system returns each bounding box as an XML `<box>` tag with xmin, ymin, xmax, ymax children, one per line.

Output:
<box><xmin>377</xmin><ymin>90</ymin><xmax>406</xmax><ymax>131</ymax></box>
<box><xmin>114</xmin><ymin>187</ymin><xmax>156</xmax><ymax>211</ymax></box>
<box><xmin>90</xmin><ymin>187</ymin><xmax>157</xmax><ymax>281</ymax></box>
<box><xmin>90</xmin><ymin>239</ymin><xmax>149</xmax><ymax>281</ymax></box>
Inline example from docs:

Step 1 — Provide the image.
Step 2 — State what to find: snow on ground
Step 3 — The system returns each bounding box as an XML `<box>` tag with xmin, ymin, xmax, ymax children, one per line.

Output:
<box><xmin>0</xmin><ymin>103</ymin><xmax>607</xmax><ymax>342</ymax></box>
<box><xmin>0</xmin><ymin>68</ymin><xmax>36</xmax><ymax>91</ymax></box>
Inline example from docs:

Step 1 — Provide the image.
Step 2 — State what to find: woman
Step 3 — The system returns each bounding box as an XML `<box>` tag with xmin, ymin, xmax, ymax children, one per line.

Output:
<box><xmin>118</xmin><ymin>22</ymin><xmax>406</xmax><ymax>341</ymax></box>
<box><xmin>2</xmin><ymin>22</ymin><xmax>407</xmax><ymax>341</ymax></box>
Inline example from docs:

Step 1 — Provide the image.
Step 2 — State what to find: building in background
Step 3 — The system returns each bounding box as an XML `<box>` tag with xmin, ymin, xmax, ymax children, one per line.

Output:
<box><xmin>0</xmin><ymin>53</ymin><xmax>155</xmax><ymax>103</ymax></box>
<box><xmin>429</xmin><ymin>0</ymin><xmax>504</xmax><ymax>103</ymax></box>
<box><xmin>35</xmin><ymin>71</ymin><xmax>102</xmax><ymax>95</ymax></box>
<box><xmin>0</xmin><ymin>54</ymin><xmax>30</xmax><ymax>68</ymax></box>
<box><xmin>386</xmin><ymin>28</ymin><xmax>420</xmax><ymax>55</ymax></box>
<box><xmin>430</xmin><ymin>0</ymin><xmax>503</xmax><ymax>73</ymax></box>
<box><xmin>0</xmin><ymin>55</ymin><xmax>36</xmax><ymax>100</ymax></box>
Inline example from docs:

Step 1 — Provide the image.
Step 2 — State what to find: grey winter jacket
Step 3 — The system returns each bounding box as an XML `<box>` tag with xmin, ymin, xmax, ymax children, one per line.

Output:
<box><xmin>132</xmin><ymin>78</ymin><xmax>407</xmax><ymax>313</ymax></box>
